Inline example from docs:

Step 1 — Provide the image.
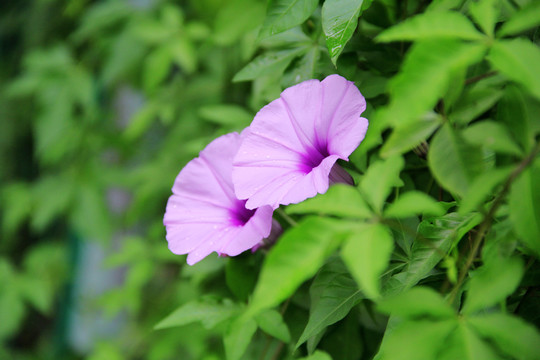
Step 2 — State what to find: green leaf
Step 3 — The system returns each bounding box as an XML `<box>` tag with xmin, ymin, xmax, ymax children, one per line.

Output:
<box><xmin>488</xmin><ymin>39</ymin><xmax>540</xmax><ymax>101</ymax></box>
<box><xmin>226</xmin><ymin>256</ymin><xmax>258</xmax><ymax>302</ymax></box>
<box><xmin>224</xmin><ymin>317</ymin><xmax>258</xmax><ymax>360</ymax></box>
<box><xmin>509</xmin><ymin>163</ymin><xmax>540</xmax><ymax>257</ymax></box>
<box><xmin>143</xmin><ymin>47</ymin><xmax>172</xmax><ymax>93</ymax></box>
<box><xmin>496</xmin><ymin>85</ymin><xmax>533</xmax><ymax>152</ymax></box>
<box><xmin>428</xmin><ymin>123</ymin><xmax>483</xmax><ymax>197</ymax></box>
<box><xmin>255</xmin><ymin>309</ymin><xmax>290</xmax><ymax>342</ymax></box>
<box><xmin>198</xmin><ymin>104</ymin><xmax>253</xmax><ymax>129</ymax></box>
<box><xmin>296</xmin><ymin>257</ymin><xmax>363</xmax><ymax>347</ymax></box>
<box><xmin>380</xmin><ymin>40</ymin><xmax>486</xmax><ymax>127</ymax></box>
<box><xmin>384</xmin><ymin>191</ymin><xmax>446</xmax><ymax>218</ymax></box>
<box><xmin>380</xmin><ymin>113</ymin><xmax>441</xmax><ymax>157</ymax></box>
<box><xmin>297</xmin><ymin>350</ymin><xmax>333</xmax><ymax>360</ymax></box>
<box><xmin>499</xmin><ymin>1</ymin><xmax>540</xmax><ymax>36</ymax></box>
<box><xmin>248</xmin><ymin>217</ymin><xmax>344</xmax><ymax>315</ymax></box>
<box><xmin>463</xmin><ymin>256</ymin><xmax>524</xmax><ymax>314</ymax></box>
<box><xmin>440</xmin><ymin>321</ymin><xmax>503</xmax><ymax>360</ymax></box>
<box><xmin>360</xmin><ymin>156</ymin><xmax>404</xmax><ymax>213</ymax></box>
<box><xmin>258</xmin><ymin>0</ymin><xmax>319</xmax><ymax>39</ymax></box>
<box><xmin>376</xmin><ymin>319</ymin><xmax>457</xmax><ymax>360</ymax></box>
<box><xmin>31</xmin><ymin>175</ymin><xmax>74</xmax><ymax>232</ymax></box>
<box><xmin>378</xmin><ymin>286</ymin><xmax>455</xmax><ymax>319</ymax></box>
<box><xmin>459</xmin><ymin>166</ymin><xmax>513</xmax><ymax>215</ymax></box>
<box><xmin>469</xmin><ymin>0</ymin><xmax>497</xmax><ymax>37</ymax></box>
<box><xmin>233</xmin><ymin>47</ymin><xmax>308</xmax><ymax>82</ymax></box>
<box><xmin>1</xmin><ymin>183</ymin><xmax>32</xmax><ymax>236</ymax></box>
<box><xmin>286</xmin><ymin>184</ymin><xmax>373</xmax><ymax>219</ymax></box>
<box><xmin>322</xmin><ymin>0</ymin><xmax>368</xmax><ymax>64</ymax></box>
<box><xmin>468</xmin><ymin>313</ymin><xmax>540</xmax><ymax>360</ymax></box>
<box><xmin>377</xmin><ymin>11</ymin><xmax>484</xmax><ymax>42</ymax></box>
<box><xmin>0</xmin><ymin>259</ymin><xmax>25</xmax><ymax>340</ymax></box>
<box><xmin>462</xmin><ymin>120</ymin><xmax>523</xmax><ymax>156</ymax></box>
<box><xmin>213</xmin><ymin>0</ymin><xmax>266</xmax><ymax>45</ymax></box>
<box><xmin>450</xmin><ymin>82</ymin><xmax>504</xmax><ymax>125</ymax></box>
<box><xmin>154</xmin><ymin>297</ymin><xmax>241</xmax><ymax>330</ymax></box>
<box><xmin>384</xmin><ymin>213</ymin><xmax>482</xmax><ymax>296</ymax></box>
<box><xmin>341</xmin><ymin>223</ymin><xmax>394</xmax><ymax>299</ymax></box>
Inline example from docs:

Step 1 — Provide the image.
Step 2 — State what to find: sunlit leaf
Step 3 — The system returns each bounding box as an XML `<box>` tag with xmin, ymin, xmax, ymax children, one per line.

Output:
<box><xmin>233</xmin><ymin>47</ymin><xmax>308</xmax><ymax>82</ymax></box>
<box><xmin>499</xmin><ymin>1</ymin><xmax>540</xmax><ymax>36</ymax></box>
<box><xmin>258</xmin><ymin>0</ymin><xmax>318</xmax><ymax>39</ymax></box>
<box><xmin>255</xmin><ymin>309</ymin><xmax>290</xmax><ymax>342</ymax></box>
<box><xmin>384</xmin><ymin>191</ymin><xmax>445</xmax><ymax>218</ymax></box>
<box><xmin>378</xmin><ymin>286</ymin><xmax>454</xmax><ymax>319</ymax></box>
<box><xmin>224</xmin><ymin>317</ymin><xmax>258</xmax><ymax>360</ymax></box>
<box><xmin>469</xmin><ymin>0</ymin><xmax>497</xmax><ymax>37</ymax></box>
<box><xmin>360</xmin><ymin>156</ymin><xmax>404</xmax><ymax>213</ymax></box>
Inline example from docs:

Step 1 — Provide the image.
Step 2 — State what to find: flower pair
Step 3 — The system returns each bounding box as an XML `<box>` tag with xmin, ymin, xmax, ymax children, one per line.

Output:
<box><xmin>164</xmin><ymin>74</ymin><xmax>368</xmax><ymax>265</ymax></box>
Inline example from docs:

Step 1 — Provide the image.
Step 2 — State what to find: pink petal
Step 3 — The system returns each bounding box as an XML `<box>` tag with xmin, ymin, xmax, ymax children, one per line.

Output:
<box><xmin>164</xmin><ymin>132</ymin><xmax>274</xmax><ymax>265</ymax></box>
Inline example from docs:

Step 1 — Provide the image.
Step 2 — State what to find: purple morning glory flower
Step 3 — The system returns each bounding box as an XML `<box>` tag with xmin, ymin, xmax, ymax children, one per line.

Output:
<box><xmin>164</xmin><ymin>133</ymin><xmax>274</xmax><ymax>265</ymax></box>
<box><xmin>233</xmin><ymin>74</ymin><xmax>368</xmax><ymax>209</ymax></box>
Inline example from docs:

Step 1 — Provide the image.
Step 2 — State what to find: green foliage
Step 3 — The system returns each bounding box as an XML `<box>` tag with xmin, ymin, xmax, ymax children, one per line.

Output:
<box><xmin>2</xmin><ymin>0</ymin><xmax>540</xmax><ymax>359</ymax></box>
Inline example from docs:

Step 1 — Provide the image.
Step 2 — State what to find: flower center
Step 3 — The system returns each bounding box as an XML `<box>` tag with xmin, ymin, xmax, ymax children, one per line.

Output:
<box><xmin>230</xmin><ymin>201</ymin><xmax>256</xmax><ymax>226</ymax></box>
<box><xmin>298</xmin><ymin>146</ymin><xmax>329</xmax><ymax>174</ymax></box>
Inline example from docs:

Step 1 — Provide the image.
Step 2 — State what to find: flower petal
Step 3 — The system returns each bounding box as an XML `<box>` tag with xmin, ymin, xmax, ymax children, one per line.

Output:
<box><xmin>164</xmin><ymin>132</ymin><xmax>274</xmax><ymax>264</ymax></box>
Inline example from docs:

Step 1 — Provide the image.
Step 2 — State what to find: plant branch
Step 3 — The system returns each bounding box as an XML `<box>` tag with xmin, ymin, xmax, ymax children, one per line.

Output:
<box><xmin>448</xmin><ymin>142</ymin><xmax>540</xmax><ymax>305</ymax></box>
<box><xmin>464</xmin><ymin>71</ymin><xmax>497</xmax><ymax>85</ymax></box>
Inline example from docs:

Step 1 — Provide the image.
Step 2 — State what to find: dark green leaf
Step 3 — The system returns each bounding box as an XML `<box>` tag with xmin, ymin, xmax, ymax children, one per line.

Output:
<box><xmin>377</xmin><ymin>11</ymin><xmax>484</xmax><ymax>42</ymax></box>
<box><xmin>496</xmin><ymin>85</ymin><xmax>533</xmax><ymax>152</ymax></box>
<box><xmin>248</xmin><ymin>217</ymin><xmax>344</xmax><ymax>315</ymax></box>
<box><xmin>322</xmin><ymin>0</ymin><xmax>368</xmax><ymax>64</ymax></box>
<box><xmin>384</xmin><ymin>213</ymin><xmax>482</xmax><ymax>296</ymax></box>
<box><xmin>233</xmin><ymin>47</ymin><xmax>308</xmax><ymax>82</ymax></box>
<box><xmin>258</xmin><ymin>0</ymin><xmax>319</xmax><ymax>39</ymax></box>
<box><xmin>341</xmin><ymin>223</ymin><xmax>394</xmax><ymax>299</ymax></box>
<box><xmin>296</xmin><ymin>257</ymin><xmax>363</xmax><ymax>347</ymax></box>
<box><xmin>286</xmin><ymin>184</ymin><xmax>373</xmax><ymax>219</ymax></box>
<box><xmin>509</xmin><ymin>162</ymin><xmax>540</xmax><ymax>257</ymax></box>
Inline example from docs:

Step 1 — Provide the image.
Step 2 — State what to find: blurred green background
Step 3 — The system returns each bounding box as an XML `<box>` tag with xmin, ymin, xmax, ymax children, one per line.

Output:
<box><xmin>0</xmin><ymin>0</ymin><xmax>273</xmax><ymax>358</ymax></box>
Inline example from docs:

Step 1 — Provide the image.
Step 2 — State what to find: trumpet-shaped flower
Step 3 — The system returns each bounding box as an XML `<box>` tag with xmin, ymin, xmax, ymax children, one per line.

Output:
<box><xmin>233</xmin><ymin>74</ymin><xmax>368</xmax><ymax>209</ymax></box>
<box><xmin>164</xmin><ymin>133</ymin><xmax>274</xmax><ymax>265</ymax></box>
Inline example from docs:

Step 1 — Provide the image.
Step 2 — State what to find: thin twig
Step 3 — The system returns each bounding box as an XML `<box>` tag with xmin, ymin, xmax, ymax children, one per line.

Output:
<box><xmin>276</xmin><ymin>207</ymin><xmax>297</xmax><ymax>227</ymax></box>
<box><xmin>448</xmin><ymin>142</ymin><xmax>540</xmax><ymax>305</ymax></box>
<box><xmin>464</xmin><ymin>71</ymin><xmax>497</xmax><ymax>85</ymax></box>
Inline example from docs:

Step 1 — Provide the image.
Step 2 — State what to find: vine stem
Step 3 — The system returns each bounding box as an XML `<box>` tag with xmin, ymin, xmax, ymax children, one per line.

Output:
<box><xmin>448</xmin><ymin>142</ymin><xmax>540</xmax><ymax>305</ymax></box>
<box><xmin>464</xmin><ymin>71</ymin><xmax>498</xmax><ymax>85</ymax></box>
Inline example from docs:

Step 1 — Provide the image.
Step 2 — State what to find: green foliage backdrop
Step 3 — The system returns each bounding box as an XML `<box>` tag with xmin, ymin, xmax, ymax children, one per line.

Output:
<box><xmin>1</xmin><ymin>0</ymin><xmax>539</xmax><ymax>359</ymax></box>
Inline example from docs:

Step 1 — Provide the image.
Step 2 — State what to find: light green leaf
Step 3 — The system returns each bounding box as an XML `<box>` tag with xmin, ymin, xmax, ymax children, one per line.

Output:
<box><xmin>224</xmin><ymin>317</ymin><xmax>258</xmax><ymax>360</ymax></box>
<box><xmin>468</xmin><ymin>313</ymin><xmax>540</xmax><ymax>360</ymax></box>
<box><xmin>428</xmin><ymin>123</ymin><xmax>483</xmax><ymax>197</ymax></box>
<box><xmin>322</xmin><ymin>0</ymin><xmax>370</xmax><ymax>64</ymax></box>
<box><xmin>286</xmin><ymin>184</ymin><xmax>373</xmax><ymax>219</ymax></box>
<box><xmin>1</xmin><ymin>183</ymin><xmax>32</xmax><ymax>236</ymax></box>
<box><xmin>381</xmin><ymin>40</ymin><xmax>486</xmax><ymax>127</ymax></box>
<box><xmin>377</xmin><ymin>11</ymin><xmax>484</xmax><ymax>42</ymax></box>
<box><xmin>258</xmin><ymin>0</ymin><xmax>318</xmax><ymax>39</ymax></box>
<box><xmin>488</xmin><ymin>39</ymin><xmax>540</xmax><ymax>101</ymax></box>
<box><xmin>360</xmin><ymin>156</ymin><xmax>404</xmax><ymax>213</ymax></box>
<box><xmin>380</xmin><ymin>113</ymin><xmax>441</xmax><ymax>157</ymax></box>
<box><xmin>509</xmin><ymin>163</ymin><xmax>540</xmax><ymax>257</ymax></box>
<box><xmin>459</xmin><ymin>166</ymin><xmax>513</xmax><ymax>215</ymax></box>
<box><xmin>462</xmin><ymin>120</ymin><xmax>523</xmax><ymax>156</ymax></box>
<box><xmin>378</xmin><ymin>286</ymin><xmax>455</xmax><ymax>319</ymax></box>
<box><xmin>233</xmin><ymin>47</ymin><xmax>308</xmax><ymax>82</ymax></box>
<box><xmin>255</xmin><ymin>309</ymin><xmax>290</xmax><ymax>342</ymax></box>
<box><xmin>463</xmin><ymin>256</ymin><xmax>524</xmax><ymax>314</ymax></box>
<box><xmin>248</xmin><ymin>217</ymin><xmax>344</xmax><ymax>315</ymax></box>
<box><xmin>296</xmin><ymin>257</ymin><xmax>363</xmax><ymax>347</ymax></box>
<box><xmin>440</xmin><ymin>321</ymin><xmax>503</xmax><ymax>360</ymax></box>
<box><xmin>376</xmin><ymin>319</ymin><xmax>457</xmax><ymax>360</ymax></box>
<box><xmin>213</xmin><ymin>0</ymin><xmax>266</xmax><ymax>45</ymax></box>
<box><xmin>341</xmin><ymin>223</ymin><xmax>394</xmax><ymax>299</ymax></box>
<box><xmin>198</xmin><ymin>104</ymin><xmax>253</xmax><ymax>129</ymax></box>
<box><xmin>384</xmin><ymin>213</ymin><xmax>482</xmax><ymax>296</ymax></box>
<box><xmin>143</xmin><ymin>47</ymin><xmax>172</xmax><ymax>93</ymax></box>
<box><xmin>154</xmin><ymin>297</ymin><xmax>241</xmax><ymax>330</ymax></box>
<box><xmin>499</xmin><ymin>1</ymin><xmax>540</xmax><ymax>36</ymax></box>
<box><xmin>469</xmin><ymin>0</ymin><xmax>497</xmax><ymax>37</ymax></box>
<box><xmin>384</xmin><ymin>191</ymin><xmax>445</xmax><ymax>218</ymax></box>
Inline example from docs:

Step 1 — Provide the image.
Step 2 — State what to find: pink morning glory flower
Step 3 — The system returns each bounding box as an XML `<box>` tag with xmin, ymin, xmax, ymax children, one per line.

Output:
<box><xmin>233</xmin><ymin>74</ymin><xmax>368</xmax><ymax>209</ymax></box>
<box><xmin>164</xmin><ymin>132</ymin><xmax>274</xmax><ymax>265</ymax></box>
